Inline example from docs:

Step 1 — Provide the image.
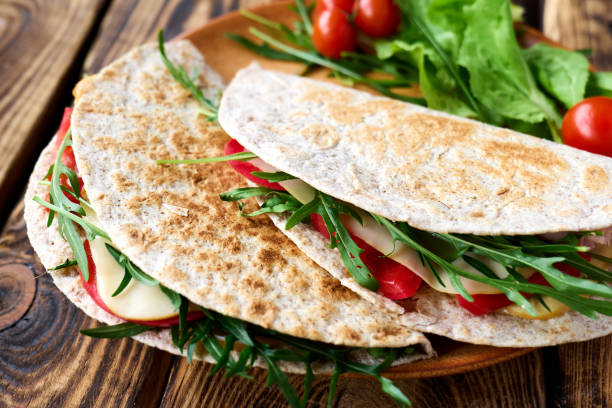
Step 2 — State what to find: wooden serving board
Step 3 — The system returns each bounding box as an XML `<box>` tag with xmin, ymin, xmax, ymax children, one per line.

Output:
<box><xmin>1</xmin><ymin>0</ymin><xmax>611</xmax><ymax>406</ymax></box>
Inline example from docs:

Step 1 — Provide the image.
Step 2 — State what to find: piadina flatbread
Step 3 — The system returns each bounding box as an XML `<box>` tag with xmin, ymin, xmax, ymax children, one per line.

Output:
<box><xmin>23</xmin><ymin>40</ymin><xmax>434</xmax><ymax>372</ymax></box>
<box><xmin>219</xmin><ymin>64</ymin><xmax>612</xmax><ymax>236</ymax></box>
<box><xmin>217</xmin><ymin>64</ymin><xmax>612</xmax><ymax>347</ymax></box>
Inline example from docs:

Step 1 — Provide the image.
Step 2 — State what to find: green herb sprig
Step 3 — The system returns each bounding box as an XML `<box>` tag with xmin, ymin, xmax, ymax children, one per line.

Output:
<box><xmin>49</xmin><ymin>259</ymin><xmax>78</xmax><ymax>271</ymax></box>
<box><xmin>156</xmin><ymin>151</ymin><xmax>257</xmax><ymax>165</ymax></box>
<box><xmin>33</xmin><ymin>129</ymin><xmax>109</xmax><ymax>282</ymax></box>
<box><xmin>81</xmin><ymin>298</ymin><xmax>414</xmax><ymax>408</ymax></box>
<box><xmin>158</xmin><ymin>30</ymin><xmax>219</xmax><ymax>121</ymax></box>
<box><xmin>104</xmin><ymin>243</ymin><xmax>182</xmax><ymax>306</ymax></box>
<box><xmin>229</xmin><ymin>5</ymin><xmax>424</xmax><ymax>104</ymax></box>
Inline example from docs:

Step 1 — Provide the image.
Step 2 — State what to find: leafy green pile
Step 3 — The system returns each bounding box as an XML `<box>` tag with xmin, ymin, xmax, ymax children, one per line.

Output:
<box><xmin>229</xmin><ymin>0</ymin><xmax>612</xmax><ymax>142</ymax></box>
<box><xmin>82</xmin><ymin>300</ymin><xmax>414</xmax><ymax>407</ymax></box>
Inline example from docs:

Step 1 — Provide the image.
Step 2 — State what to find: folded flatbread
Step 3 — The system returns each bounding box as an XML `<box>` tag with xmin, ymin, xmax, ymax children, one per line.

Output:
<box><xmin>217</xmin><ymin>64</ymin><xmax>612</xmax><ymax>346</ymax></box>
<box><xmin>24</xmin><ymin>41</ymin><xmax>434</xmax><ymax>370</ymax></box>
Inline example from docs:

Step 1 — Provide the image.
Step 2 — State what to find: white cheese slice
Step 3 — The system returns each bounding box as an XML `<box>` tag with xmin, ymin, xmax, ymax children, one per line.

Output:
<box><xmin>83</xmin><ymin>207</ymin><xmax>178</xmax><ymax>321</ymax></box>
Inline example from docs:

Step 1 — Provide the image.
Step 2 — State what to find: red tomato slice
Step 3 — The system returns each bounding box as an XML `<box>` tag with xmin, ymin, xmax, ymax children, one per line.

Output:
<box><xmin>224</xmin><ymin>139</ymin><xmax>285</xmax><ymax>191</ymax></box>
<box><xmin>310</xmin><ymin>214</ymin><xmax>422</xmax><ymax>299</ymax></box>
<box><xmin>457</xmin><ymin>262</ymin><xmax>582</xmax><ymax>316</ymax></box>
<box><xmin>79</xmin><ymin>241</ymin><xmax>204</xmax><ymax>327</ymax></box>
<box><xmin>53</xmin><ymin>107</ymin><xmax>79</xmax><ymax>174</ymax></box>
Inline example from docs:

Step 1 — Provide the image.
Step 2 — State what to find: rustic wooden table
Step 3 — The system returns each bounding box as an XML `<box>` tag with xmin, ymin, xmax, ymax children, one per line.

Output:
<box><xmin>0</xmin><ymin>0</ymin><xmax>611</xmax><ymax>406</ymax></box>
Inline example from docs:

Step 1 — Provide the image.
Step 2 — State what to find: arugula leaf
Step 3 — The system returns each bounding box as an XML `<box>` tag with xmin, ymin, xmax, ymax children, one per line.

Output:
<box><xmin>393</xmin><ymin>1</ymin><xmax>488</xmax><ymax>121</ymax></box>
<box><xmin>158</xmin><ymin>30</ymin><xmax>218</xmax><ymax>121</ymax></box>
<box><xmin>105</xmin><ymin>243</ymin><xmax>158</xmax><ymax>286</ymax></box>
<box><xmin>226</xmin><ymin>33</ymin><xmax>304</xmax><ymax>62</ymax></box>
<box><xmin>376</xmin><ymin>39</ymin><xmax>480</xmax><ymax>118</ymax></box>
<box><xmin>251</xmin><ymin>171</ymin><xmax>296</xmax><ymax>182</ymax></box>
<box><xmin>522</xmin><ymin>43</ymin><xmax>589</xmax><ymax>108</ymax></box>
<box><xmin>156</xmin><ymin>151</ymin><xmax>257</xmax><ymax>165</ymax></box>
<box><xmin>160</xmin><ymin>285</ymin><xmax>182</xmax><ymax>310</ymax></box>
<box><xmin>112</xmin><ymin>268</ymin><xmax>132</xmax><ymax>297</ymax></box>
<box><xmin>80</xmin><ymin>322</ymin><xmax>152</xmax><ymax>338</ymax></box>
<box><xmin>49</xmin><ymin>259</ymin><xmax>78</xmax><ymax>271</ymax></box>
<box><xmin>457</xmin><ymin>0</ymin><xmax>562</xmax><ymax>128</ymax></box>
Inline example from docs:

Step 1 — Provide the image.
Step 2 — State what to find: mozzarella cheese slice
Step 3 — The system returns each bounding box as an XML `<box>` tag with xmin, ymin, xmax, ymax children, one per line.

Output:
<box><xmin>84</xmin><ymin>207</ymin><xmax>178</xmax><ymax>321</ymax></box>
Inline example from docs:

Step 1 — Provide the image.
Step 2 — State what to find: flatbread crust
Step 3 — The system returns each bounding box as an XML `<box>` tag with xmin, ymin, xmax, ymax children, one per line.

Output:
<box><xmin>218</xmin><ymin>64</ymin><xmax>612</xmax><ymax>346</ymax></box>
<box><xmin>24</xmin><ymin>140</ymin><xmax>432</xmax><ymax>371</ymax></box>
<box><xmin>64</xmin><ymin>40</ymin><xmax>433</xmax><ymax>352</ymax></box>
<box><xmin>218</xmin><ymin>64</ymin><xmax>612</xmax><ymax>235</ymax></box>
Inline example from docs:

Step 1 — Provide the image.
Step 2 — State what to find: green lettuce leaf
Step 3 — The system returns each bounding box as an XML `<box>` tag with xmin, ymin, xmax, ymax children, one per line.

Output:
<box><xmin>522</xmin><ymin>43</ymin><xmax>589</xmax><ymax>108</ymax></box>
<box><xmin>457</xmin><ymin>0</ymin><xmax>562</xmax><ymax>125</ymax></box>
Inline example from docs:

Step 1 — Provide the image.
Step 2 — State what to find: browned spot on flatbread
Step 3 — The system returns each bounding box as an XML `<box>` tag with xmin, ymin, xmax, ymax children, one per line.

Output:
<box><xmin>246</xmin><ymin>300</ymin><xmax>277</xmax><ymax>327</ymax></box>
<box><xmin>336</xmin><ymin>326</ymin><xmax>361</xmax><ymax>342</ymax></box>
<box><xmin>583</xmin><ymin>165</ymin><xmax>608</xmax><ymax>191</ymax></box>
<box><xmin>299</xmin><ymin>124</ymin><xmax>339</xmax><ymax>149</ymax></box>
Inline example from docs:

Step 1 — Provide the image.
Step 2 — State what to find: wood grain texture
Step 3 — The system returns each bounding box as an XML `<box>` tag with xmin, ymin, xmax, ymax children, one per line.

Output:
<box><xmin>1</xmin><ymin>0</ymin><xmax>611</xmax><ymax>407</ymax></box>
<box><xmin>0</xmin><ymin>203</ymin><xmax>168</xmax><ymax>408</ymax></box>
<box><xmin>0</xmin><ymin>264</ymin><xmax>35</xmax><ymax>330</ymax></box>
<box><xmin>0</xmin><ymin>0</ymin><xmax>110</xmax><ymax>227</ymax></box>
<box><xmin>82</xmin><ymin>0</ymin><xmax>272</xmax><ymax>75</ymax></box>
<box><xmin>543</xmin><ymin>0</ymin><xmax>612</xmax><ymax>69</ymax></box>
<box><xmin>159</xmin><ymin>348</ymin><xmax>545</xmax><ymax>407</ymax></box>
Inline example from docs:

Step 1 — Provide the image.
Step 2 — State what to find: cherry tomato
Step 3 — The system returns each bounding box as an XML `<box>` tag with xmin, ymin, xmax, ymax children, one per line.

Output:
<box><xmin>310</xmin><ymin>214</ymin><xmax>422</xmax><ymax>299</ymax></box>
<box><xmin>312</xmin><ymin>8</ymin><xmax>357</xmax><ymax>59</ymax></box>
<box><xmin>80</xmin><ymin>241</ymin><xmax>205</xmax><ymax>327</ymax></box>
<box><xmin>224</xmin><ymin>139</ymin><xmax>285</xmax><ymax>191</ymax></box>
<box><xmin>562</xmin><ymin>96</ymin><xmax>612</xmax><ymax>157</ymax></box>
<box><xmin>354</xmin><ymin>0</ymin><xmax>400</xmax><ymax>38</ymax></box>
<box><xmin>457</xmin><ymin>263</ymin><xmax>581</xmax><ymax>316</ymax></box>
<box><xmin>313</xmin><ymin>0</ymin><xmax>355</xmax><ymax>18</ymax></box>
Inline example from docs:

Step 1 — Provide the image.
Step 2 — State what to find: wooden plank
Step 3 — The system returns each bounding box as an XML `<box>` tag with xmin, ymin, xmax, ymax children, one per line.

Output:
<box><xmin>0</xmin><ymin>0</ymin><xmax>110</xmax><ymax>226</ymax></box>
<box><xmin>543</xmin><ymin>0</ymin><xmax>612</xmax><ymax>69</ymax></box>
<box><xmin>0</xmin><ymin>1</ymin><xmax>279</xmax><ymax>406</ymax></box>
<box><xmin>0</xmin><ymin>202</ymin><xmax>164</xmax><ymax>407</ymax></box>
<box><xmin>159</xmin><ymin>349</ymin><xmax>545</xmax><ymax>407</ymax></box>
<box><xmin>82</xmin><ymin>0</ymin><xmax>270</xmax><ymax>75</ymax></box>
<box><xmin>542</xmin><ymin>2</ymin><xmax>612</xmax><ymax>406</ymax></box>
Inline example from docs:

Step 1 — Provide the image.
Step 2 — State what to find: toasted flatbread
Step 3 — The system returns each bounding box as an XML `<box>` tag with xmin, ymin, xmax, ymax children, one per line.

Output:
<box><xmin>24</xmin><ymin>40</ymin><xmax>433</xmax><ymax>359</ymax></box>
<box><xmin>219</xmin><ymin>63</ymin><xmax>612</xmax><ymax>236</ymax></box>
<box><xmin>218</xmin><ymin>64</ymin><xmax>612</xmax><ymax>346</ymax></box>
<box><xmin>24</xmin><ymin>138</ymin><xmax>432</xmax><ymax>371</ymax></box>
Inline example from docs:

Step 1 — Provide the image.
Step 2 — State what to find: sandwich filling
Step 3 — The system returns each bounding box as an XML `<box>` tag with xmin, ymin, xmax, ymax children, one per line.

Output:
<box><xmin>220</xmin><ymin>138</ymin><xmax>611</xmax><ymax>320</ymax></box>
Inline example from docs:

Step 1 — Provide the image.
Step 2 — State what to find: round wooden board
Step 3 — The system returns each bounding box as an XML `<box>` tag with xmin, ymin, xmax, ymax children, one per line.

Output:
<box><xmin>179</xmin><ymin>1</ymin><xmax>536</xmax><ymax>379</ymax></box>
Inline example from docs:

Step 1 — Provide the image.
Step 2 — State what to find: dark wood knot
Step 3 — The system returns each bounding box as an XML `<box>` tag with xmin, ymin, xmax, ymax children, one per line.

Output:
<box><xmin>0</xmin><ymin>264</ymin><xmax>36</xmax><ymax>330</ymax></box>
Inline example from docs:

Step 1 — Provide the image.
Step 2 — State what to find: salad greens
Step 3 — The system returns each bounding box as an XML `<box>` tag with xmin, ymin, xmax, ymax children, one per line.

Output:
<box><xmin>229</xmin><ymin>0</ymin><xmax>611</xmax><ymax>143</ymax></box>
